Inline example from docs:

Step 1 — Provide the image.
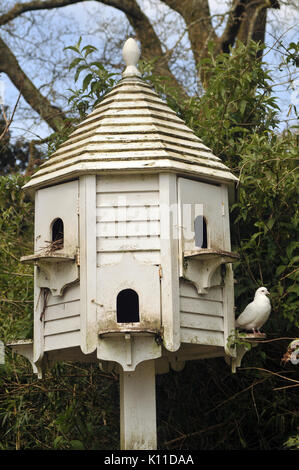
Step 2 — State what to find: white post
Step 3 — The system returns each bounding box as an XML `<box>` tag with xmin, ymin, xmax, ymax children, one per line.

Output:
<box><xmin>159</xmin><ymin>173</ymin><xmax>180</xmax><ymax>352</ymax></box>
<box><xmin>120</xmin><ymin>360</ymin><xmax>157</xmax><ymax>450</ymax></box>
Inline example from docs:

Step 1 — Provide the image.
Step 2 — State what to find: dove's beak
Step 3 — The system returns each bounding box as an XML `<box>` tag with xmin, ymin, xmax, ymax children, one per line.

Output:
<box><xmin>265</xmin><ymin>290</ymin><xmax>270</xmax><ymax>296</ymax></box>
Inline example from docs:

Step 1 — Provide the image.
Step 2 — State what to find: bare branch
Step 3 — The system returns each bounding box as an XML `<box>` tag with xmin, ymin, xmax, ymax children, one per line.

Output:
<box><xmin>219</xmin><ymin>0</ymin><xmax>248</xmax><ymax>53</ymax></box>
<box><xmin>0</xmin><ymin>0</ymin><xmax>287</xmax><ymax>138</ymax></box>
<box><xmin>1</xmin><ymin>0</ymin><xmax>188</xmax><ymax>109</ymax></box>
<box><xmin>0</xmin><ymin>36</ymin><xmax>66</xmax><ymax>131</ymax></box>
<box><xmin>160</xmin><ymin>0</ymin><xmax>217</xmax><ymax>64</ymax></box>
<box><xmin>0</xmin><ymin>91</ymin><xmax>21</xmax><ymax>140</ymax></box>
<box><xmin>99</xmin><ymin>0</ymin><xmax>188</xmax><ymax>97</ymax></box>
<box><xmin>221</xmin><ymin>1</ymin><xmax>280</xmax><ymax>53</ymax></box>
<box><xmin>0</xmin><ymin>0</ymin><xmax>87</xmax><ymax>26</ymax></box>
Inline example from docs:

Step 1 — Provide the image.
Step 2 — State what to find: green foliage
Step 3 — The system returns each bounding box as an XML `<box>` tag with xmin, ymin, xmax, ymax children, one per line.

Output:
<box><xmin>65</xmin><ymin>37</ymin><xmax>117</xmax><ymax>114</ymax></box>
<box><xmin>180</xmin><ymin>41</ymin><xmax>280</xmax><ymax>168</ymax></box>
<box><xmin>284</xmin><ymin>433</ymin><xmax>299</xmax><ymax>450</ymax></box>
<box><xmin>285</xmin><ymin>41</ymin><xmax>299</xmax><ymax>67</ymax></box>
<box><xmin>47</xmin><ymin>37</ymin><xmax>117</xmax><ymax>155</ymax></box>
<box><xmin>231</xmin><ymin>131</ymin><xmax>298</xmax><ymax>330</ymax></box>
<box><xmin>0</xmin><ymin>174</ymin><xmax>34</xmax><ymax>341</ymax></box>
<box><xmin>0</xmin><ymin>39</ymin><xmax>298</xmax><ymax>450</ymax></box>
<box><xmin>0</xmin><ymin>359</ymin><xmax>120</xmax><ymax>450</ymax></box>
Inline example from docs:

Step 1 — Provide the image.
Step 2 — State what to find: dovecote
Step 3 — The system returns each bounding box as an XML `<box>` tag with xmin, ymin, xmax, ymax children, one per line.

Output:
<box><xmin>9</xmin><ymin>38</ymin><xmax>240</xmax><ymax>450</ymax></box>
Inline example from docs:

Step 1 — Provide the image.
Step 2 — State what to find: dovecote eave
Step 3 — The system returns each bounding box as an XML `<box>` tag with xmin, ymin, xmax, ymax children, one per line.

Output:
<box><xmin>22</xmin><ymin>158</ymin><xmax>238</xmax><ymax>194</ymax></box>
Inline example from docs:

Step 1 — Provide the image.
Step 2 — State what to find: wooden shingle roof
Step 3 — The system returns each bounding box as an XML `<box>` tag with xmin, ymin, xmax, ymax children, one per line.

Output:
<box><xmin>24</xmin><ymin>39</ymin><xmax>237</xmax><ymax>190</ymax></box>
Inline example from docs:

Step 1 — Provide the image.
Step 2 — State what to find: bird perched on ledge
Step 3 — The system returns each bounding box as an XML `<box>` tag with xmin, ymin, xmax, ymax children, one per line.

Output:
<box><xmin>235</xmin><ymin>287</ymin><xmax>271</xmax><ymax>335</ymax></box>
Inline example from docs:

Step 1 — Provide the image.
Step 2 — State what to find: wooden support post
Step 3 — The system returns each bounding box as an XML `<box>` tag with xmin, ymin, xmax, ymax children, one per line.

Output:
<box><xmin>159</xmin><ymin>173</ymin><xmax>180</xmax><ymax>352</ymax></box>
<box><xmin>120</xmin><ymin>360</ymin><xmax>157</xmax><ymax>450</ymax></box>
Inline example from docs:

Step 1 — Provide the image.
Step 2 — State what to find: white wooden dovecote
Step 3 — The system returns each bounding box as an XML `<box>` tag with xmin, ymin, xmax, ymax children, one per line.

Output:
<box><xmin>10</xmin><ymin>38</ymin><xmax>240</xmax><ymax>450</ymax></box>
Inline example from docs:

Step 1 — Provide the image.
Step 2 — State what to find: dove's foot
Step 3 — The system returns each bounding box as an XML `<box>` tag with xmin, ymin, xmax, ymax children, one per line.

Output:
<box><xmin>251</xmin><ymin>329</ymin><xmax>263</xmax><ymax>337</ymax></box>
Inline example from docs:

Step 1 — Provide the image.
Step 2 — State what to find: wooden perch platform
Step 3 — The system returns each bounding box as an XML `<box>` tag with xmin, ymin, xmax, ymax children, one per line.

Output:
<box><xmin>184</xmin><ymin>249</ymin><xmax>240</xmax><ymax>262</ymax></box>
<box><xmin>237</xmin><ymin>333</ymin><xmax>267</xmax><ymax>341</ymax></box>
<box><xmin>20</xmin><ymin>253</ymin><xmax>75</xmax><ymax>264</ymax></box>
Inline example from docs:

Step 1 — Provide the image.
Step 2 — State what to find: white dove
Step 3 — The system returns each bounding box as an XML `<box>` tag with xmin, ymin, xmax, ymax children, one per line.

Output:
<box><xmin>235</xmin><ymin>287</ymin><xmax>271</xmax><ymax>335</ymax></box>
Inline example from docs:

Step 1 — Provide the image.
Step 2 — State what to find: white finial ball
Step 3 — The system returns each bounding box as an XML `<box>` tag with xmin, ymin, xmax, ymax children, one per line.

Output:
<box><xmin>122</xmin><ymin>38</ymin><xmax>141</xmax><ymax>77</ymax></box>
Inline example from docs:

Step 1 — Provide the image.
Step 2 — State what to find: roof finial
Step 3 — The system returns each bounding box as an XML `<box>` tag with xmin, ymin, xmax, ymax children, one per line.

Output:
<box><xmin>122</xmin><ymin>38</ymin><xmax>141</xmax><ymax>78</ymax></box>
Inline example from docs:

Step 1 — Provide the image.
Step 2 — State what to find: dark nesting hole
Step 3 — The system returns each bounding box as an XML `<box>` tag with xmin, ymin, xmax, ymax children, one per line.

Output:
<box><xmin>116</xmin><ymin>289</ymin><xmax>140</xmax><ymax>323</ymax></box>
<box><xmin>194</xmin><ymin>215</ymin><xmax>207</xmax><ymax>248</ymax></box>
<box><xmin>51</xmin><ymin>218</ymin><xmax>64</xmax><ymax>250</ymax></box>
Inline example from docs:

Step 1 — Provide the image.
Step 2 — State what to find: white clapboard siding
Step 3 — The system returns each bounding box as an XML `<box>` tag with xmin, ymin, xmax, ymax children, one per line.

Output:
<box><xmin>97</xmin><ymin>236</ymin><xmax>160</xmax><ymax>252</ymax></box>
<box><xmin>96</xmin><ymin>205</ymin><xmax>160</xmax><ymax>223</ymax></box>
<box><xmin>180</xmin><ymin>328</ymin><xmax>224</xmax><ymax>346</ymax></box>
<box><xmin>180</xmin><ymin>296</ymin><xmax>223</xmax><ymax>316</ymax></box>
<box><xmin>96</xmin><ymin>251</ymin><xmax>161</xmax><ymax>266</ymax></box>
<box><xmin>96</xmin><ymin>175</ymin><xmax>160</xmax><ymax>265</ymax></box>
<box><xmin>96</xmin><ymin>220</ymin><xmax>160</xmax><ymax>238</ymax></box>
<box><xmin>180</xmin><ymin>313</ymin><xmax>223</xmax><ymax>331</ymax></box>
<box><xmin>180</xmin><ymin>281</ymin><xmax>223</xmax><ymax>302</ymax></box>
<box><xmin>44</xmin><ymin>311</ymin><xmax>81</xmax><ymax>351</ymax></box>
<box><xmin>96</xmin><ymin>191</ymin><xmax>159</xmax><ymax>207</ymax></box>
<box><xmin>44</xmin><ymin>331</ymin><xmax>81</xmax><ymax>351</ymax></box>
<box><xmin>44</xmin><ymin>315</ymin><xmax>80</xmax><ymax>336</ymax></box>
<box><xmin>44</xmin><ymin>299</ymin><xmax>80</xmax><ymax>322</ymax></box>
<box><xmin>96</xmin><ymin>174</ymin><xmax>159</xmax><ymax>192</ymax></box>
<box><xmin>43</xmin><ymin>285</ymin><xmax>81</xmax><ymax>351</ymax></box>
<box><xmin>180</xmin><ymin>279</ymin><xmax>224</xmax><ymax>347</ymax></box>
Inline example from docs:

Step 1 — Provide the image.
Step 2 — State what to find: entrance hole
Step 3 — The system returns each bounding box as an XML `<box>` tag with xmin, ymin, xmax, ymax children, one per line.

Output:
<box><xmin>116</xmin><ymin>289</ymin><xmax>140</xmax><ymax>323</ymax></box>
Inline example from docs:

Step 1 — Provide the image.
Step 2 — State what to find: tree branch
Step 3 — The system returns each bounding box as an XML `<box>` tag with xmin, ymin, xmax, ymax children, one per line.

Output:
<box><xmin>0</xmin><ymin>0</ymin><xmax>169</xmax><ymax>76</ymax></box>
<box><xmin>0</xmin><ymin>36</ymin><xmax>66</xmax><ymax>131</ymax></box>
<box><xmin>220</xmin><ymin>1</ymin><xmax>280</xmax><ymax>54</ymax></box>
<box><xmin>218</xmin><ymin>0</ymin><xmax>248</xmax><ymax>53</ymax></box>
<box><xmin>0</xmin><ymin>91</ymin><xmax>21</xmax><ymax>141</ymax></box>
<box><xmin>100</xmin><ymin>0</ymin><xmax>164</xmax><ymax>60</ymax></box>
<box><xmin>0</xmin><ymin>0</ymin><xmax>87</xmax><ymax>26</ymax></box>
<box><xmin>1</xmin><ymin>0</ymin><xmax>188</xmax><ymax>102</ymax></box>
<box><xmin>99</xmin><ymin>0</ymin><xmax>188</xmax><ymax>97</ymax></box>
<box><xmin>236</xmin><ymin>0</ymin><xmax>268</xmax><ymax>46</ymax></box>
<box><xmin>160</xmin><ymin>0</ymin><xmax>217</xmax><ymax>64</ymax></box>
<box><xmin>162</xmin><ymin>1</ymin><xmax>280</xmax><ymax>69</ymax></box>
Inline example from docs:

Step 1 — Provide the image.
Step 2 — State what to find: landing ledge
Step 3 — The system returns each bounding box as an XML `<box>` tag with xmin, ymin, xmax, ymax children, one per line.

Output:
<box><xmin>184</xmin><ymin>249</ymin><xmax>240</xmax><ymax>262</ymax></box>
